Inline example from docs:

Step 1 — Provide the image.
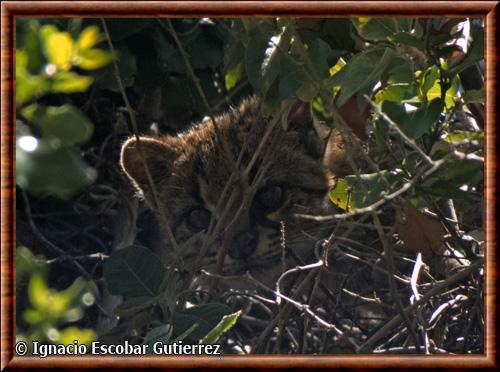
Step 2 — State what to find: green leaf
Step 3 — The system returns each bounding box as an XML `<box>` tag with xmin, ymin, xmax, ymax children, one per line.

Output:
<box><xmin>355</xmin><ymin>18</ymin><xmax>398</xmax><ymax>41</ymax></box>
<box><xmin>244</xmin><ymin>25</ymin><xmax>276</xmax><ymax>91</ymax></box>
<box><xmin>345</xmin><ymin>170</ymin><xmax>402</xmax><ymax>209</ymax></box>
<box><xmin>435</xmin><ymin>158</ymin><xmax>483</xmax><ymax>186</ymax></box>
<box><xmin>115</xmin><ymin>296</ymin><xmax>158</xmax><ymax>316</ymax></box>
<box><xmin>74</xmin><ymin>48</ymin><xmax>113</xmax><ymax>70</ymax></box>
<box><xmin>201</xmin><ymin>310</ymin><xmax>242</xmax><ymax>344</ymax></box>
<box><xmin>308</xmin><ymin>39</ymin><xmax>338</xmax><ymax>79</ymax></box>
<box><xmin>278</xmin><ymin>55</ymin><xmax>307</xmax><ymax>100</ymax></box>
<box><xmin>296</xmin><ymin>80</ymin><xmax>320</xmax><ymax>102</ymax></box>
<box><xmin>332</xmin><ymin>48</ymin><xmax>394</xmax><ymax>107</ymax></box>
<box><xmin>321</xmin><ymin>19</ymin><xmax>355</xmax><ymax>51</ymax></box>
<box><xmin>417</xmin><ymin>180</ymin><xmax>480</xmax><ymax>201</ymax></box>
<box><xmin>386</xmin><ymin>60</ymin><xmax>415</xmax><ymax>84</ymax></box>
<box><xmin>381</xmin><ymin>98</ymin><xmax>443</xmax><ymax>139</ymax></box>
<box><xmin>21</xmin><ymin>20</ymin><xmax>46</xmax><ymax>74</ymax></box>
<box><xmin>143</xmin><ymin>324</ymin><xmax>173</xmax><ymax>346</ymax></box>
<box><xmin>173</xmin><ymin>303</ymin><xmax>233</xmax><ymax>343</ymax></box>
<box><xmin>463</xmin><ymin>89</ymin><xmax>484</xmax><ymax>104</ymax></box>
<box><xmin>16</xmin><ymin>246</ymin><xmax>47</xmax><ymax>281</ymax></box>
<box><xmin>421</xmin><ymin>65</ymin><xmax>439</xmax><ymax>97</ymax></box>
<box><xmin>15</xmin><ymin>65</ymin><xmax>49</xmax><ymax>104</ymax></box>
<box><xmin>16</xmin><ymin>141</ymin><xmax>97</xmax><ymax>199</ymax></box>
<box><xmin>172</xmin><ymin>324</ymin><xmax>199</xmax><ymax>343</ymax></box>
<box><xmin>225</xmin><ymin>62</ymin><xmax>244</xmax><ymax>90</ymax></box>
<box><xmin>375</xmin><ymin>84</ymin><xmax>416</xmax><ymax>103</ymax></box>
<box><xmin>390</xmin><ymin>32</ymin><xmax>425</xmax><ymax>49</ymax></box>
<box><xmin>103</xmin><ymin>245</ymin><xmax>167</xmax><ymax>299</ymax></box>
<box><xmin>50</xmin><ymin>71</ymin><xmax>94</xmax><ymax>93</ymax></box>
<box><xmin>444</xmin><ymin>130</ymin><xmax>483</xmax><ymax>145</ymax></box>
<box><xmin>21</xmin><ymin>104</ymin><xmax>94</xmax><ymax>146</ymax></box>
<box><xmin>418</xmin><ymin>157</ymin><xmax>483</xmax><ymax>201</ymax></box>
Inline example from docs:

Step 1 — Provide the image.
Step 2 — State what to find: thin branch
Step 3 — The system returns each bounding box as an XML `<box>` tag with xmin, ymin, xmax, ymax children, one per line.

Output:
<box><xmin>101</xmin><ymin>19</ymin><xmax>179</xmax><ymax>253</ymax></box>
<box><xmin>365</xmin><ymin>95</ymin><xmax>434</xmax><ymax>166</ymax></box>
<box><xmin>357</xmin><ymin>258</ymin><xmax>483</xmax><ymax>352</ymax></box>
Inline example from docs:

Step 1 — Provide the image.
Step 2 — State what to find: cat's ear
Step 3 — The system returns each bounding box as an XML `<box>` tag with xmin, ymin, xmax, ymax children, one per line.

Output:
<box><xmin>287</xmin><ymin>99</ymin><xmax>331</xmax><ymax>159</ymax></box>
<box><xmin>120</xmin><ymin>136</ymin><xmax>181</xmax><ymax>195</ymax></box>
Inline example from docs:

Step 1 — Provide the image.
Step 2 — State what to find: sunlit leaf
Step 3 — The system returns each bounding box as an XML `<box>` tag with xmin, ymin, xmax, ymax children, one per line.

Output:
<box><xmin>329</xmin><ymin>57</ymin><xmax>346</xmax><ymax>77</ymax></box>
<box><xmin>444</xmin><ymin>130</ymin><xmax>483</xmax><ymax>145</ymax></box>
<box><xmin>59</xmin><ymin>326</ymin><xmax>96</xmax><ymax>346</ymax></box>
<box><xmin>225</xmin><ymin>62</ymin><xmax>244</xmax><ymax>90</ymax></box>
<box><xmin>46</xmin><ymin>32</ymin><xmax>74</xmax><ymax>71</ymax></box>
<box><xmin>425</xmin><ymin>74</ymin><xmax>459</xmax><ymax>108</ymax></box>
<box><xmin>173</xmin><ymin>303</ymin><xmax>233</xmax><ymax>343</ymax></box>
<box><xmin>201</xmin><ymin>310</ymin><xmax>242</xmax><ymax>344</ymax></box>
<box><xmin>28</xmin><ymin>273</ymin><xmax>49</xmax><ymax>310</ymax></box>
<box><xmin>51</xmin><ymin>71</ymin><xmax>94</xmax><ymax>93</ymax></box>
<box><xmin>74</xmin><ymin>48</ymin><xmax>113</xmax><ymax>70</ymax></box>
<box><xmin>16</xmin><ymin>67</ymin><xmax>49</xmax><ymax>104</ymax></box>
<box><xmin>328</xmin><ymin>178</ymin><xmax>355</xmax><ymax>211</ymax></box>
<box><xmin>76</xmin><ymin>25</ymin><xmax>100</xmax><ymax>50</ymax></box>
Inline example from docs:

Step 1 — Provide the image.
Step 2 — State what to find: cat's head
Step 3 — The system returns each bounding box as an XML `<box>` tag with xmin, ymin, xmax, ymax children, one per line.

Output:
<box><xmin>120</xmin><ymin>97</ymin><xmax>336</xmax><ymax>283</ymax></box>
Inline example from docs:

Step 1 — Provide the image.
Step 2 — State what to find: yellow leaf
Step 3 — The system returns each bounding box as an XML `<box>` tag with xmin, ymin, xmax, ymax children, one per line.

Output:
<box><xmin>47</xmin><ymin>32</ymin><xmax>74</xmax><ymax>71</ymax></box>
<box><xmin>74</xmin><ymin>48</ymin><xmax>112</xmax><ymax>70</ymax></box>
<box><xmin>329</xmin><ymin>57</ymin><xmax>346</xmax><ymax>77</ymax></box>
<box><xmin>59</xmin><ymin>326</ymin><xmax>96</xmax><ymax>346</ymax></box>
<box><xmin>425</xmin><ymin>76</ymin><xmax>458</xmax><ymax>109</ymax></box>
<box><xmin>77</xmin><ymin>26</ymin><xmax>100</xmax><ymax>50</ymax></box>
<box><xmin>328</xmin><ymin>178</ymin><xmax>355</xmax><ymax>211</ymax></box>
<box><xmin>28</xmin><ymin>273</ymin><xmax>50</xmax><ymax>309</ymax></box>
<box><xmin>16</xmin><ymin>50</ymin><xmax>28</xmax><ymax>70</ymax></box>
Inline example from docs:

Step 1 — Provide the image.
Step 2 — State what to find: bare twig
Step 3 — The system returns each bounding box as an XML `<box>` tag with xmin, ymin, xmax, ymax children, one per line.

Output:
<box><xmin>358</xmin><ymin>258</ymin><xmax>483</xmax><ymax>352</ymax></box>
<box><xmin>365</xmin><ymin>95</ymin><xmax>434</xmax><ymax>166</ymax></box>
<box><xmin>101</xmin><ymin>19</ymin><xmax>179</xmax><ymax>253</ymax></box>
<box><xmin>372</xmin><ymin>212</ymin><xmax>421</xmax><ymax>351</ymax></box>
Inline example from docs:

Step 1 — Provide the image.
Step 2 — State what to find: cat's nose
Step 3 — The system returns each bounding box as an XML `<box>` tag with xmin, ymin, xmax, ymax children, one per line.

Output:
<box><xmin>228</xmin><ymin>229</ymin><xmax>259</xmax><ymax>260</ymax></box>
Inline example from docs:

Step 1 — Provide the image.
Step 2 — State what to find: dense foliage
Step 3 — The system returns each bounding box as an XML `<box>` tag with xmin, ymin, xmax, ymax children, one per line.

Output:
<box><xmin>16</xmin><ymin>18</ymin><xmax>484</xmax><ymax>354</ymax></box>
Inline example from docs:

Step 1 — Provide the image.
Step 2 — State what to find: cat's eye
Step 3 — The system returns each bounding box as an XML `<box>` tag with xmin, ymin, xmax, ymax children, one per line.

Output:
<box><xmin>254</xmin><ymin>185</ymin><xmax>285</xmax><ymax>213</ymax></box>
<box><xmin>186</xmin><ymin>207</ymin><xmax>211</xmax><ymax>232</ymax></box>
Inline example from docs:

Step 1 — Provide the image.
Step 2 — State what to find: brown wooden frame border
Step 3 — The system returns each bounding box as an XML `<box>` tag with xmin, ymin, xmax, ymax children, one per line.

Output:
<box><xmin>1</xmin><ymin>1</ymin><xmax>497</xmax><ymax>369</ymax></box>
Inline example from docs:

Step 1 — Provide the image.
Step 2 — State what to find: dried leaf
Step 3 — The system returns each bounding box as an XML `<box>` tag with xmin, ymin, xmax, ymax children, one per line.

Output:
<box><xmin>396</xmin><ymin>201</ymin><xmax>445</xmax><ymax>255</ymax></box>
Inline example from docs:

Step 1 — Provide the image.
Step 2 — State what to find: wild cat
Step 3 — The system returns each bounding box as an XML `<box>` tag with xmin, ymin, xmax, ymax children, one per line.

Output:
<box><xmin>119</xmin><ymin>96</ymin><xmax>354</xmax><ymax>290</ymax></box>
